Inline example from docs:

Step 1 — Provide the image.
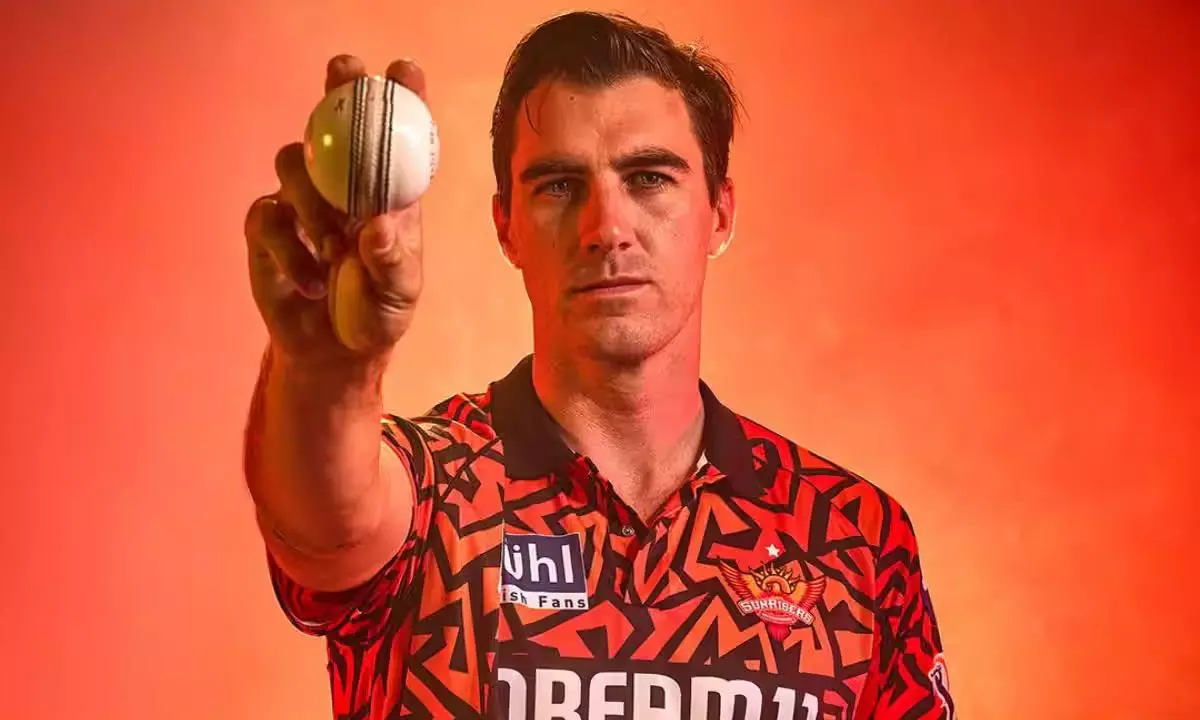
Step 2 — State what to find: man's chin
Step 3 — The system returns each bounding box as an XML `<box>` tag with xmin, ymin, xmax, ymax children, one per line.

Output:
<box><xmin>572</xmin><ymin>318</ymin><xmax>673</xmax><ymax>366</ymax></box>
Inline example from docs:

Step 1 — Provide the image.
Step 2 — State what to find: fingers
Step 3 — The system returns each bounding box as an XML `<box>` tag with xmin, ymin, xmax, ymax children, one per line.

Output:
<box><xmin>325</xmin><ymin>54</ymin><xmax>367</xmax><ymax>93</ymax></box>
<box><xmin>385</xmin><ymin>58</ymin><xmax>427</xmax><ymax>101</ymax></box>
<box><xmin>356</xmin><ymin>211</ymin><xmax>423</xmax><ymax>301</ymax></box>
<box><xmin>274</xmin><ymin>142</ymin><xmax>347</xmax><ymax>260</ymax></box>
<box><xmin>245</xmin><ymin>196</ymin><xmax>327</xmax><ymax>299</ymax></box>
<box><xmin>326</xmin><ymin>54</ymin><xmax>424</xmax><ymax>101</ymax></box>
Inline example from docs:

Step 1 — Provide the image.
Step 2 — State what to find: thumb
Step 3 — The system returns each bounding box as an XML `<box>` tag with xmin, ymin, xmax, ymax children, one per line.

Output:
<box><xmin>357</xmin><ymin>209</ymin><xmax>423</xmax><ymax>301</ymax></box>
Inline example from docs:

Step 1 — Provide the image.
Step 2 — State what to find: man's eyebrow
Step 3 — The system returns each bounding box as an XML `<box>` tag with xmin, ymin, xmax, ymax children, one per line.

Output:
<box><xmin>518</xmin><ymin>156</ymin><xmax>589</xmax><ymax>184</ymax></box>
<box><xmin>517</xmin><ymin>146</ymin><xmax>693</xmax><ymax>184</ymax></box>
<box><xmin>612</xmin><ymin>146</ymin><xmax>692</xmax><ymax>173</ymax></box>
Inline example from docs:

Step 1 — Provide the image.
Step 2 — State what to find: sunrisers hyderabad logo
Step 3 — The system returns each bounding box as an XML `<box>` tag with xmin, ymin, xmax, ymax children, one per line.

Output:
<box><xmin>719</xmin><ymin>560</ymin><xmax>826</xmax><ymax>640</ymax></box>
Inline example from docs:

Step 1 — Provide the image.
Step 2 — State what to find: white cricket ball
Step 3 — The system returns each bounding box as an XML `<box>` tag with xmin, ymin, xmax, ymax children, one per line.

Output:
<box><xmin>303</xmin><ymin>75</ymin><xmax>440</xmax><ymax>219</ymax></box>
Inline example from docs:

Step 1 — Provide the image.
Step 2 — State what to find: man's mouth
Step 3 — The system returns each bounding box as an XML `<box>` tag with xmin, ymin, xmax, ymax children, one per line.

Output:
<box><xmin>574</xmin><ymin>276</ymin><xmax>650</xmax><ymax>293</ymax></box>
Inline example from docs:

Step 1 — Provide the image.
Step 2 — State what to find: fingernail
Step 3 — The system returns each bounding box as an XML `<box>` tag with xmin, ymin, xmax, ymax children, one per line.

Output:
<box><xmin>362</xmin><ymin>224</ymin><xmax>394</xmax><ymax>255</ymax></box>
<box><xmin>376</xmin><ymin>230</ymin><xmax>396</xmax><ymax>255</ymax></box>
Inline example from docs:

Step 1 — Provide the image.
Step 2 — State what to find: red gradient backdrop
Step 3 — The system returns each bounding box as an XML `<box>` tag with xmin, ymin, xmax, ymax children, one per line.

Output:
<box><xmin>1</xmin><ymin>1</ymin><xmax>1197</xmax><ymax>718</ymax></box>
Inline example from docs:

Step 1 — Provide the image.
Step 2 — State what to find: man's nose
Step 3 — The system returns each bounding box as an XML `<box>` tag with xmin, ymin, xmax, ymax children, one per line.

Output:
<box><xmin>577</xmin><ymin>181</ymin><xmax>634</xmax><ymax>254</ymax></box>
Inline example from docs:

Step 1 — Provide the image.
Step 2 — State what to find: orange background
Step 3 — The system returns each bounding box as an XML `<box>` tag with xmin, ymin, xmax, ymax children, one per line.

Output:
<box><xmin>2</xmin><ymin>1</ymin><xmax>1197</xmax><ymax>718</ymax></box>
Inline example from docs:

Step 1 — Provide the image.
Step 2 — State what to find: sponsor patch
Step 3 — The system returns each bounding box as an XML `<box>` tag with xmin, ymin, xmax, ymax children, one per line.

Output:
<box><xmin>493</xmin><ymin>659</ymin><xmax>825</xmax><ymax>720</ymax></box>
<box><xmin>500</xmin><ymin>532</ymin><xmax>589</xmax><ymax>611</ymax></box>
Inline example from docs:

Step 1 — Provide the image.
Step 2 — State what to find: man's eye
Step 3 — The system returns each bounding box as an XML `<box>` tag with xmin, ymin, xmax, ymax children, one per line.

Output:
<box><xmin>629</xmin><ymin>171</ymin><xmax>670</xmax><ymax>190</ymax></box>
<box><xmin>537</xmin><ymin>179</ymin><xmax>574</xmax><ymax>197</ymax></box>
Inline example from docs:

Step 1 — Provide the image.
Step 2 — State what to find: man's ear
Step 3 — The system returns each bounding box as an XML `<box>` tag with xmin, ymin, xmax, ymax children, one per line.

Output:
<box><xmin>492</xmin><ymin>192</ymin><xmax>518</xmax><ymax>269</ymax></box>
<box><xmin>707</xmin><ymin>178</ymin><xmax>736</xmax><ymax>259</ymax></box>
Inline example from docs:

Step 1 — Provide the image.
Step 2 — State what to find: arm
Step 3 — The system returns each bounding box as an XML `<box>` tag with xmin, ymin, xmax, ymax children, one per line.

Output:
<box><xmin>244</xmin><ymin>346</ymin><xmax>414</xmax><ymax>593</ymax></box>
<box><xmin>239</xmin><ymin>52</ymin><xmax>432</xmax><ymax>631</ymax></box>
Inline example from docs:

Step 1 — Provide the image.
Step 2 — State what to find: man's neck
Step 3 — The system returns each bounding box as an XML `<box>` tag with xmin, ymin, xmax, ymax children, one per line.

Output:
<box><xmin>531</xmin><ymin>341</ymin><xmax>705</xmax><ymax>520</ymax></box>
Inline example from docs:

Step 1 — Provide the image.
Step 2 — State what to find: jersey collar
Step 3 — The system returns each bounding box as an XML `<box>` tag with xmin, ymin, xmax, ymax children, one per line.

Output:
<box><xmin>489</xmin><ymin>355</ymin><xmax>765</xmax><ymax>499</ymax></box>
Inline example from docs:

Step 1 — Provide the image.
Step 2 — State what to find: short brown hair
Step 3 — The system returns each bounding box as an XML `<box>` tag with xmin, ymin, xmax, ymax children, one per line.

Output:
<box><xmin>490</xmin><ymin>11</ymin><xmax>742</xmax><ymax>210</ymax></box>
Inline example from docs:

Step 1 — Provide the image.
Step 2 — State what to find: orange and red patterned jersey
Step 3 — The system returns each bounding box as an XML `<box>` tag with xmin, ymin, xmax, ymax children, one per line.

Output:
<box><xmin>266</xmin><ymin>355</ymin><xmax>954</xmax><ymax>719</ymax></box>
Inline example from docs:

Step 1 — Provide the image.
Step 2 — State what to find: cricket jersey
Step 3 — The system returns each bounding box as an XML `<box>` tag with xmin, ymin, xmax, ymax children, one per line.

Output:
<box><xmin>265</xmin><ymin>355</ymin><xmax>955</xmax><ymax>719</ymax></box>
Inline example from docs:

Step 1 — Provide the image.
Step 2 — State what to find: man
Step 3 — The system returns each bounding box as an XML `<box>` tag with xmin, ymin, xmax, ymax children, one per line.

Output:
<box><xmin>243</xmin><ymin>10</ymin><xmax>954</xmax><ymax>720</ymax></box>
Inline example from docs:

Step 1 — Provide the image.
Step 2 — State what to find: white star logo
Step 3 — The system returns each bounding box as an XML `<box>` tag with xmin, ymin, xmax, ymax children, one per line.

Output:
<box><xmin>766</xmin><ymin>544</ymin><xmax>780</xmax><ymax>558</ymax></box>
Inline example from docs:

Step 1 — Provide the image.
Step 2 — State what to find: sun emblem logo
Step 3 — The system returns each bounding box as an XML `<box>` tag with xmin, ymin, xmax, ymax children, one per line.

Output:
<box><xmin>719</xmin><ymin>560</ymin><xmax>827</xmax><ymax>641</ymax></box>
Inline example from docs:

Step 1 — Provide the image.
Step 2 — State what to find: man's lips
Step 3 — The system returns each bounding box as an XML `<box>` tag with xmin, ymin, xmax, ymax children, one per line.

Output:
<box><xmin>573</xmin><ymin>277</ymin><xmax>651</xmax><ymax>293</ymax></box>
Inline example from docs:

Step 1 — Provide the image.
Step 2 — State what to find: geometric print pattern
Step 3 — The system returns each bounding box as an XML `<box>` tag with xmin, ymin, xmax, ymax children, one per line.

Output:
<box><xmin>265</xmin><ymin>356</ymin><xmax>952</xmax><ymax>719</ymax></box>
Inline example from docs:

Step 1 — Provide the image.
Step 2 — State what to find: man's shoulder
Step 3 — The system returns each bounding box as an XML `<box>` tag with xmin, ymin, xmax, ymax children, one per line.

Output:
<box><xmin>731</xmin><ymin>408</ymin><xmax>918</xmax><ymax>553</ymax></box>
<box><xmin>382</xmin><ymin>383</ymin><xmax>499</xmax><ymax>449</ymax></box>
<box><xmin>421</xmin><ymin>385</ymin><xmax>496</xmax><ymax>425</ymax></box>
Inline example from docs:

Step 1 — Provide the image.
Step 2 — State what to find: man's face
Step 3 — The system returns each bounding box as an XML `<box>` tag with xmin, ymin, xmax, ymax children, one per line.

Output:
<box><xmin>493</xmin><ymin>76</ymin><xmax>735</xmax><ymax>364</ymax></box>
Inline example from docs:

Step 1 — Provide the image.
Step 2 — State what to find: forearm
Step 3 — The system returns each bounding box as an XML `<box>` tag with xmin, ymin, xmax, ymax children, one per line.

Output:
<box><xmin>245</xmin><ymin>345</ymin><xmax>392</xmax><ymax>557</ymax></box>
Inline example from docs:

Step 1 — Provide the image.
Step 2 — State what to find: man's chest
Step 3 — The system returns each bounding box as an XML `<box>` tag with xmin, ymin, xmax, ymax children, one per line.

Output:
<box><xmin>405</xmin><ymin>478</ymin><xmax>879</xmax><ymax>719</ymax></box>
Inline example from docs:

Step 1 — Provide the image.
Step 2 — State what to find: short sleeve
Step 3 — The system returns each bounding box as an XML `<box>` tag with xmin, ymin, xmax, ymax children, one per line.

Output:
<box><xmin>265</xmin><ymin>414</ymin><xmax>438</xmax><ymax>645</ymax></box>
<box><xmin>859</xmin><ymin>506</ymin><xmax>956</xmax><ymax>719</ymax></box>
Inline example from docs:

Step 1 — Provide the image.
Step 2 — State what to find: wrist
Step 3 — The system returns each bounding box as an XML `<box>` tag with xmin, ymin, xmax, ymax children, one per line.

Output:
<box><xmin>266</xmin><ymin>343</ymin><xmax>392</xmax><ymax>406</ymax></box>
